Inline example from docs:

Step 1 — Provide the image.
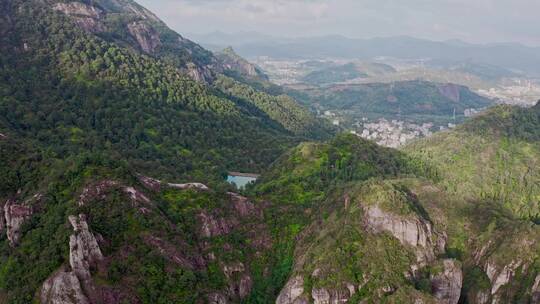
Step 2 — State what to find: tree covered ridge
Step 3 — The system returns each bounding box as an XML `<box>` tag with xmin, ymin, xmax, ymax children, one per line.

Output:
<box><xmin>0</xmin><ymin>0</ymin><xmax>332</xmax><ymax>181</ymax></box>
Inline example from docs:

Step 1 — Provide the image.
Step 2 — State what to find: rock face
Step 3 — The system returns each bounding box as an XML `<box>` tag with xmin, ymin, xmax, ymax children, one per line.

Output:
<box><xmin>217</xmin><ymin>47</ymin><xmax>268</xmax><ymax>81</ymax></box>
<box><xmin>68</xmin><ymin>215</ymin><xmax>103</xmax><ymax>279</ymax></box>
<box><xmin>52</xmin><ymin>2</ymin><xmax>105</xmax><ymax>33</ymax></box>
<box><xmin>485</xmin><ymin>260</ymin><xmax>522</xmax><ymax>300</ymax></box>
<box><xmin>4</xmin><ymin>198</ymin><xmax>33</xmax><ymax>246</ymax></box>
<box><xmin>41</xmin><ymin>268</ymin><xmax>90</xmax><ymax>304</ymax></box>
<box><xmin>41</xmin><ymin>214</ymin><xmax>103</xmax><ymax>304</ymax></box>
<box><xmin>276</xmin><ymin>276</ymin><xmax>308</xmax><ymax>304</ymax></box>
<box><xmin>311</xmin><ymin>287</ymin><xmax>353</xmax><ymax>304</ymax></box>
<box><xmin>222</xmin><ymin>262</ymin><xmax>253</xmax><ymax>300</ymax></box>
<box><xmin>127</xmin><ymin>21</ymin><xmax>161</xmax><ymax>54</ymax></box>
<box><xmin>168</xmin><ymin>182</ymin><xmax>210</xmax><ymax>191</ymax></box>
<box><xmin>364</xmin><ymin>206</ymin><xmax>444</xmax><ymax>263</ymax></box>
<box><xmin>430</xmin><ymin>259</ymin><xmax>463</xmax><ymax>304</ymax></box>
<box><xmin>532</xmin><ymin>275</ymin><xmax>540</xmax><ymax>303</ymax></box>
<box><xmin>227</xmin><ymin>192</ymin><xmax>258</xmax><ymax>217</ymax></box>
<box><xmin>198</xmin><ymin>211</ymin><xmax>232</xmax><ymax>238</ymax></box>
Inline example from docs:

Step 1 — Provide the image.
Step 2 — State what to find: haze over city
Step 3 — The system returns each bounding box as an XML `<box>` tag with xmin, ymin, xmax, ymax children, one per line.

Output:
<box><xmin>138</xmin><ymin>0</ymin><xmax>540</xmax><ymax>46</ymax></box>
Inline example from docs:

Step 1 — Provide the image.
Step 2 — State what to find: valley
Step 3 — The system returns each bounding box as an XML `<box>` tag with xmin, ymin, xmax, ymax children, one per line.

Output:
<box><xmin>1</xmin><ymin>0</ymin><xmax>539</xmax><ymax>304</ymax></box>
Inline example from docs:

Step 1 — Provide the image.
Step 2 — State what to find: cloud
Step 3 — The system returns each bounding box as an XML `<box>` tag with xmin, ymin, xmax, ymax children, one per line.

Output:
<box><xmin>136</xmin><ymin>0</ymin><xmax>540</xmax><ymax>46</ymax></box>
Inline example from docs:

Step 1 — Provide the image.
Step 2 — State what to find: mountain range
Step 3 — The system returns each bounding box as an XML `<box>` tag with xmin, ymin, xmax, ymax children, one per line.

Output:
<box><xmin>191</xmin><ymin>32</ymin><xmax>540</xmax><ymax>77</ymax></box>
<box><xmin>1</xmin><ymin>1</ymin><xmax>540</xmax><ymax>304</ymax></box>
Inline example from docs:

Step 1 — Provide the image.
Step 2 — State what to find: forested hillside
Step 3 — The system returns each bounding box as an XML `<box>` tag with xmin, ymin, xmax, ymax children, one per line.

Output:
<box><xmin>1</xmin><ymin>0</ymin><xmax>539</xmax><ymax>303</ymax></box>
<box><xmin>0</xmin><ymin>0</ymin><xmax>332</xmax><ymax>182</ymax></box>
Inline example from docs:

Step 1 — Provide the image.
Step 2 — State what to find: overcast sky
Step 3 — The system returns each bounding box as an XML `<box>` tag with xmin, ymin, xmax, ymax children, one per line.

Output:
<box><xmin>137</xmin><ymin>0</ymin><xmax>540</xmax><ymax>46</ymax></box>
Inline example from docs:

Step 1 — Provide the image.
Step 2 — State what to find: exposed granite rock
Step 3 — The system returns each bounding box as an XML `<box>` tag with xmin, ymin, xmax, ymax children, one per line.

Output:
<box><xmin>0</xmin><ymin>204</ymin><xmax>4</xmax><ymax>235</ymax></box>
<box><xmin>127</xmin><ymin>21</ymin><xmax>161</xmax><ymax>54</ymax></box>
<box><xmin>276</xmin><ymin>275</ymin><xmax>308</xmax><ymax>304</ymax></box>
<box><xmin>227</xmin><ymin>192</ymin><xmax>257</xmax><ymax>217</ymax></box>
<box><xmin>238</xmin><ymin>274</ymin><xmax>253</xmax><ymax>299</ymax></box>
<box><xmin>137</xmin><ymin>174</ymin><xmax>210</xmax><ymax>192</ymax></box>
<box><xmin>217</xmin><ymin>47</ymin><xmax>268</xmax><ymax>81</ymax></box>
<box><xmin>364</xmin><ymin>205</ymin><xmax>444</xmax><ymax>263</ymax></box>
<box><xmin>221</xmin><ymin>262</ymin><xmax>252</xmax><ymax>299</ymax></box>
<box><xmin>123</xmin><ymin>186</ymin><xmax>150</xmax><ymax>205</ymax></box>
<box><xmin>78</xmin><ymin>180</ymin><xmax>119</xmax><ymax>206</ymax></box>
<box><xmin>208</xmin><ymin>292</ymin><xmax>228</xmax><ymax>304</ymax></box>
<box><xmin>41</xmin><ymin>214</ymin><xmax>103</xmax><ymax>304</ymax></box>
<box><xmin>40</xmin><ymin>268</ymin><xmax>90</xmax><ymax>304</ymax></box>
<box><xmin>430</xmin><ymin>259</ymin><xmax>463</xmax><ymax>304</ymax></box>
<box><xmin>198</xmin><ymin>211</ymin><xmax>232</xmax><ymax>238</ymax></box>
<box><xmin>137</xmin><ymin>175</ymin><xmax>162</xmax><ymax>191</ymax></box>
<box><xmin>532</xmin><ymin>275</ymin><xmax>540</xmax><ymax>303</ymax></box>
<box><xmin>186</xmin><ymin>62</ymin><xmax>215</xmax><ymax>83</ymax></box>
<box><xmin>4</xmin><ymin>198</ymin><xmax>33</xmax><ymax>246</ymax></box>
<box><xmin>78</xmin><ymin>180</ymin><xmax>151</xmax><ymax>210</ymax></box>
<box><xmin>168</xmin><ymin>182</ymin><xmax>210</xmax><ymax>191</ymax></box>
<box><xmin>485</xmin><ymin>260</ymin><xmax>521</xmax><ymax>298</ymax></box>
<box><xmin>68</xmin><ymin>215</ymin><xmax>103</xmax><ymax>279</ymax></box>
<box><xmin>143</xmin><ymin>235</ymin><xmax>198</xmax><ymax>269</ymax></box>
<box><xmin>52</xmin><ymin>2</ymin><xmax>105</xmax><ymax>33</ymax></box>
<box><xmin>53</xmin><ymin>2</ymin><xmax>103</xmax><ymax>18</ymax></box>
<box><xmin>475</xmin><ymin>290</ymin><xmax>490</xmax><ymax>304</ymax></box>
<box><xmin>311</xmin><ymin>287</ymin><xmax>353</xmax><ymax>304</ymax></box>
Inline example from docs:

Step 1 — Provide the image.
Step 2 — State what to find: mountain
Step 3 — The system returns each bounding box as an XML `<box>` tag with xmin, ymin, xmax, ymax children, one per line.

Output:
<box><xmin>194</xmin><ymin>33</ymin><xmax>540</xmax><ymax>77</ymax></box>
<box><xmin>294</xmin><ymin>80</ymin><xmax>493</xmax><ymax>125</ymax></box>
<box><xmin>215</xmin><ymin>47</ymin><xmax>269</xmax><ymax>82</ymax></box>
<box><xmin>1</xmin><ymin>0</ymin><xmax>540</xmax><ymax>303</ymax></box>
<box><xmin>406</xmin><ymin>103</ymin><xmax>540</xmax><ymax>219</ymax></box>
<box><xmin>0</xmin><ymin>0</ymin><xmax>333</xmax><ymax>180</ymax></box>
<box><xmin>257</xmin><ymin>105</ymin><xmax>540</xmax><ymax>303</ymax></box>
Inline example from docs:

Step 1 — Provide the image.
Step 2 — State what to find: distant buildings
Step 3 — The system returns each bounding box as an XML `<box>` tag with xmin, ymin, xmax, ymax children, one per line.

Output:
<box><xmin>358</xmin><ymin>118</ymin><xmax>433</xmax><ymax>148</ymax></box>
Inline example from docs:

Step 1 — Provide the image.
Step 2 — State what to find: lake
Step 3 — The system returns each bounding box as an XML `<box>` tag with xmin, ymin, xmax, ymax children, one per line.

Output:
<box><xmin>227</xmin><ymin>172</ymin><xmax>259</xmax><ymax>189</ymax></box>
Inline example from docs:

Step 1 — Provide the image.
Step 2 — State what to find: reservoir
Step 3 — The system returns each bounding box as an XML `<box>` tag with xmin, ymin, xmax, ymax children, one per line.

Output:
<box><xmin>227</xmin><ymin>172</ymin><xmax>260</xmax><ymax>189</ymax></box>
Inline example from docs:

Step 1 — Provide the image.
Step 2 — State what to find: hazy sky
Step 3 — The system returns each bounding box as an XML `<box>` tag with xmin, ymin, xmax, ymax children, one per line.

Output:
<box><xmin>137</xmin><ymin>0</ymin><xmax>540</xmax><ymax>46</ymax></box>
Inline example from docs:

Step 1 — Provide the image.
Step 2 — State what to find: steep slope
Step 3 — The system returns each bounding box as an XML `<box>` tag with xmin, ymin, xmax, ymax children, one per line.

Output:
<box><xmin>0</xmin><ymin>0</ymin><xmax>332</xmax><ymax>180</ymax></box>
<box><xmin>216</xmin><ymin>47</ymin><xmax>269</xmax><ymax>82</ymax></box>
<box><xmin>406</xmin><ymin>103</ymin><xmax>540</xmax><ymax>219</ymax></box>
<box><xmin>256</xmin><ymin>131</ymin><xmax>540</xmax><ymax>303</ymax></box>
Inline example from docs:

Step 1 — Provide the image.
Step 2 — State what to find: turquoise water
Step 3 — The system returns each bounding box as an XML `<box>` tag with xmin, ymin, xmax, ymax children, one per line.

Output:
<box><xmin>227</xmin><ymin>175</ymin><xmax>257</xmax><ymax>189</ymax></box>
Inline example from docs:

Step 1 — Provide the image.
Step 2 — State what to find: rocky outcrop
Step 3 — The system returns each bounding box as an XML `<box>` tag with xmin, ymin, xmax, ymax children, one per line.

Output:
<box><xmin>143</xmin><ymin>235</ymin><xmax>198</xmax><ymax>269</ymax></box>
<box><xmin>41</xmin><ymin>214</ymin><xmax>103</xmax><ymax>304</ymax></box>
<box><xmin>168</xmin><ymin>182</ymin><xmax>210</xmax><ymax>191</ymax></box>
<box><xmin>276</xmin><ymin>276</ymin><xmax>308</xmax><ymax>304</ymax></box>
<box><xmin>52</xmin><ymin>2</ymin><xmax>105</xmax><ymax>33</ymax></box>
<box><xmin>364</xmin><ymin>206</ymin><xmax>444</xmax><ymax>263</ymax></box>
<box><xmin>222</xmin><ymin>262</ymin><xmax>252</xmax><ymax>299</ymax></box>
<box><xmin>227</xmin><ymin>192</ymin><xmax>258</xmax><ymax>217</ymax></box>
<box><xmin>78</xmin><ymin>180</ymin><xmax>151</xmax><ymax>210</ymax></box>
<box><xmin>208</xmin><ymin>293</ymin><xmax>228</xmax><ymax>304</ymax></box>
<box><xmin>430</xmin><ymin>259</ymin><xmax>463</xmax><ymax>304</ymax></box>
<box><xmin>0</xmin><ymin>133</ymin><xmax>6</xmax><ymax>139</ymax></box>
<box><xmin>485</xmin><ymin>260</ymin><xmax>522</xmax><ymax>300</ymax></box>
<box><xmin>0</xmin><ymin>204</ymin><xmax>4</xmax><ymax>235</ymax></box>
<box><xmin>68</xmin><ymin>215</ymin><xmax>103</xmax><ymax>279</ymax></box>
<box><xmin>217</xmin><ymin>47</ymin><xmax>268</xmax><ymax>81</ymax></box>
<box><xmin>127</xmin><ymin>21</ymin><xmax>161</xmax><ymax>54</ymax></box>
<box><xmin>311</xmin><ymin>287</ymin><xmax>354</xmax><ymax>304</ymax></box>
<box><xmin>137</xmin><ymin>174</ymin><xmax>210</xmax><ymax>192</ymax></box>
<box><xmin>198</xmin><ymin>211</ymin><xmax>232</xmax><ymax>238</ymax></box>
<box><xmin>4</xmin><ymin>198</ymin><xmax>33</xmax><ymax>246</ymax></box>
<box><xmin>40</xmin><ymin>268</ymin><xmax>90</xmax><ymax>304</ymax></box>
<box><xmin>531</xmin><ymin>275</ymin><xmax>540</xmax><ymax>303</ymax></box>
